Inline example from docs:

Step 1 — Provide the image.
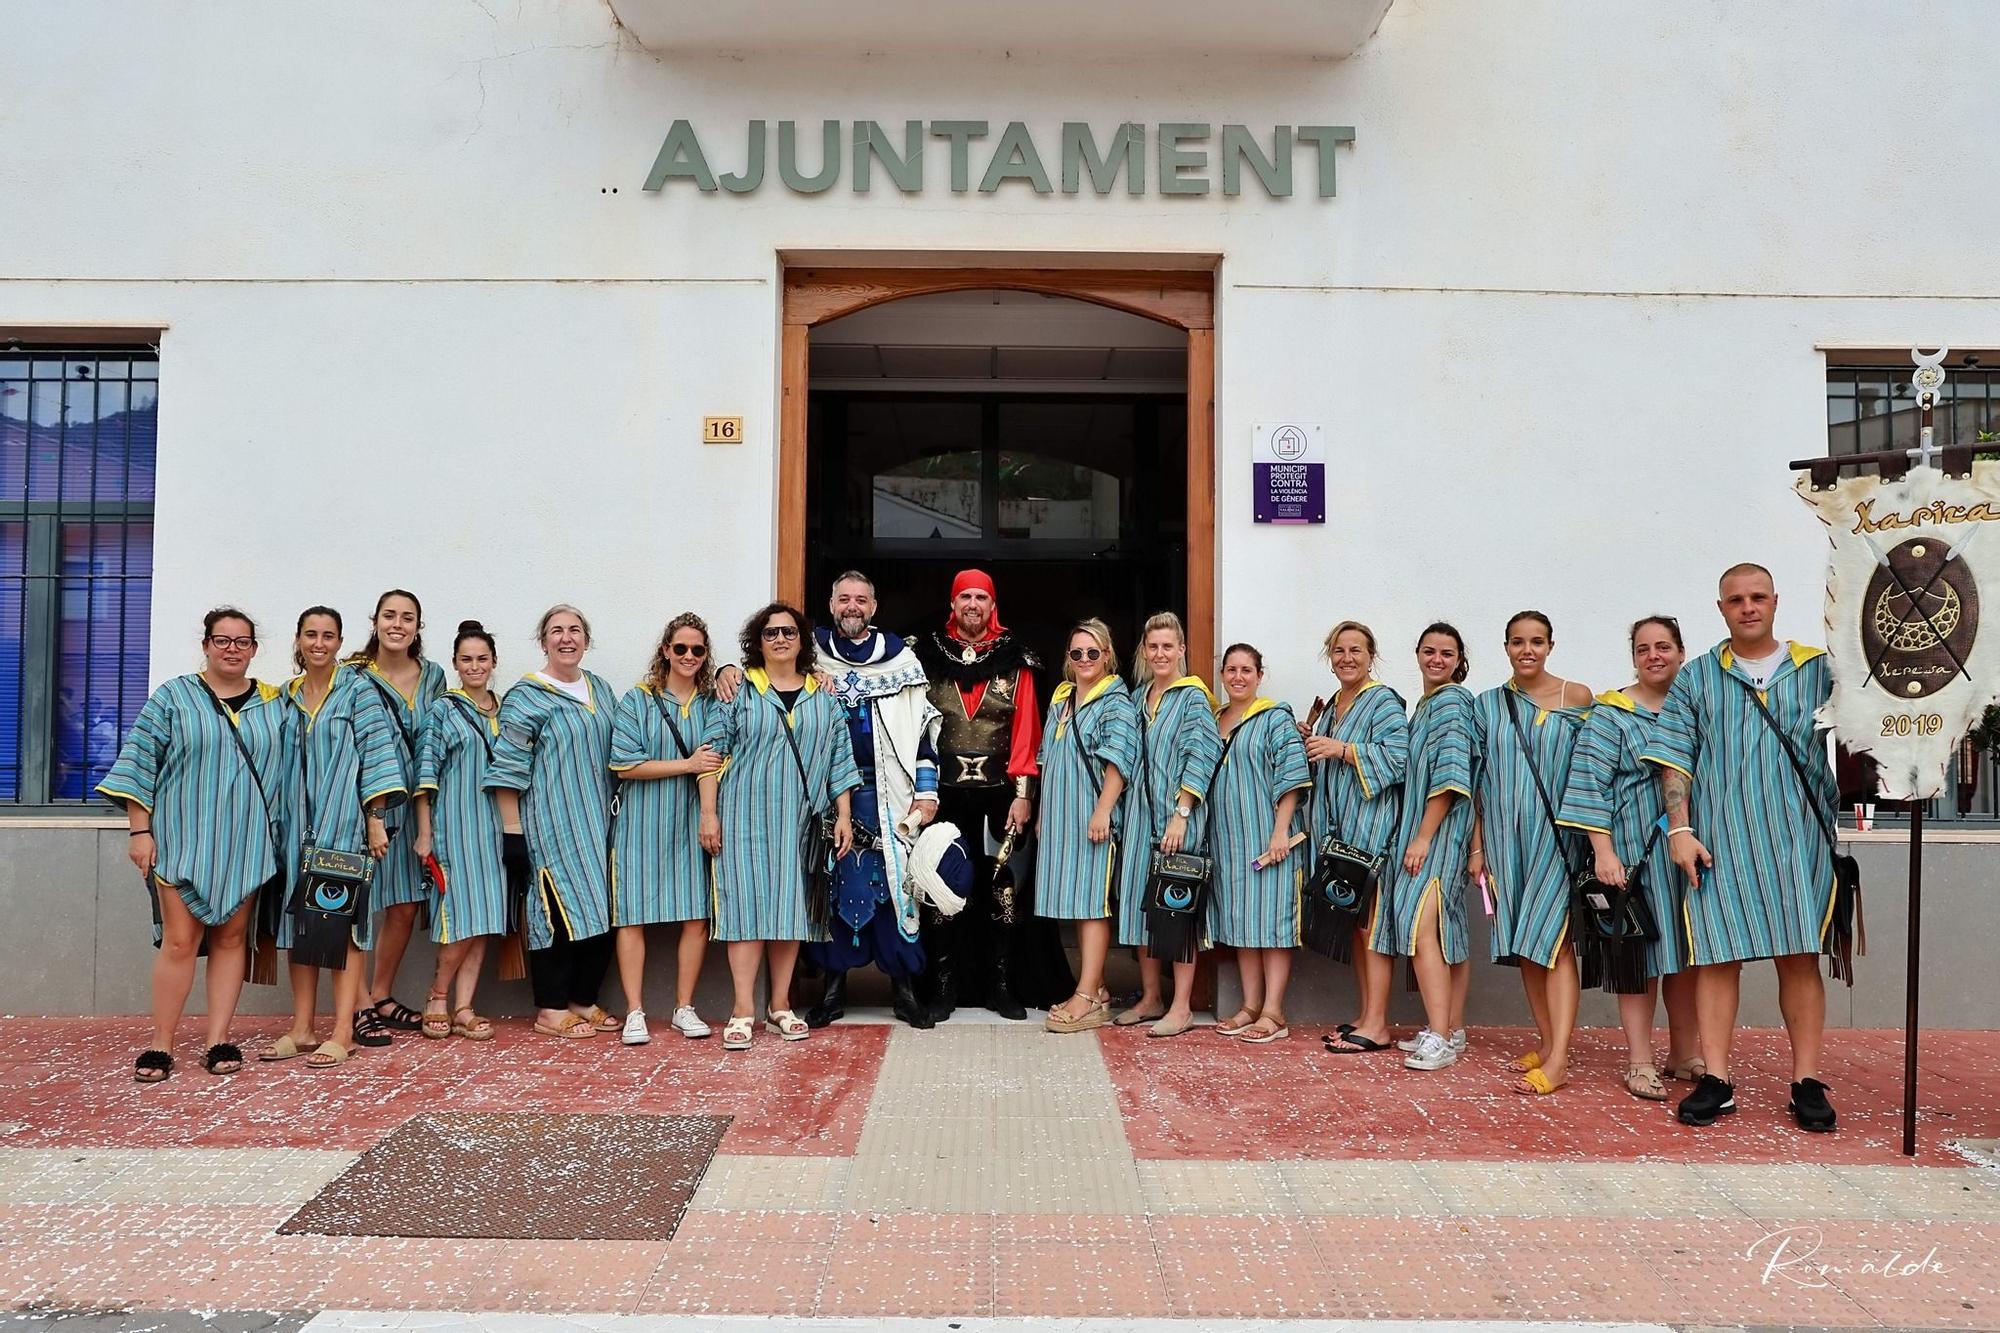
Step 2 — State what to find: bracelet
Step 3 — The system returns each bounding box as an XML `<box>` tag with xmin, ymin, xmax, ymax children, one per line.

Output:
<box><xmin>129</xmin><ymin>828</ymin><xmax>152</xmax><ymax>838</ymax></box>
<box><xmin>1469</xmin><ymin>845</ymin><xmax>1482</xmax><ymax>855</ymax></box>
<box><xmin>1668</xmin><ymin>824</ymin><xmax>1694</xmax><ymax>837</ymax></box>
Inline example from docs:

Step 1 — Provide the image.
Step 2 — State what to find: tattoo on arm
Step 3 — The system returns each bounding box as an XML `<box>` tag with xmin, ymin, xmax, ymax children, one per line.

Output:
<box><xmin>1661</xmin><ymin>769</ymin><xmax>1690</xmax><ymax>825</ymax></box>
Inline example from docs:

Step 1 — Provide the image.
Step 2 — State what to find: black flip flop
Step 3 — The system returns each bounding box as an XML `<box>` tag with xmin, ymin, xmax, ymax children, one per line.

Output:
<box><xmin>351</xmin><ymin>1010</ymin><xmax>395</xmax><ymax>1048</ymax></box>
<box><xmin>1322</xmin><ymin>1032</ymin><xmax>1393</xmax><ymax>1054</ymax></box>
<box><xmin>133</xmin><ymin>1049</ymin><xmax>173</xmax><ymax>1083</ymax></box>
<box><xmin>203</xmin><ymin>1042</ymin><xmax>244</xmax><ymax>1076</ymax></box>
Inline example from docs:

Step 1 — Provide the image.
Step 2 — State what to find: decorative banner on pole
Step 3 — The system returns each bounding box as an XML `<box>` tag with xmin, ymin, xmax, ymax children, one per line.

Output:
<box><xmin>1252</xmin><ymin>422</ymin><xmax>1324</xmax><ymax>524</ymax></box>
<box><xmin>1798</xmin><ymin>460</ymin><xmax>2000</xmax><ymax>799</ymax></box>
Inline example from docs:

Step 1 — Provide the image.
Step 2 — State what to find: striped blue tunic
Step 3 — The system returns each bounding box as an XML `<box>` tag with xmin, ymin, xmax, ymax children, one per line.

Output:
<box><xmin>1309</xmin><ymin>680</ymin><xmax>1409</xmax><ymax>951</ymax></box>
<box><xmin>279</xmin><ymin>670</ymin><xmax>409</xmax><ymax>951</ymax></box>
<box><xmin>1207</xmin><ymin>701</ymin><xmax>1313</xmax><ymax>949</ymax></box>
<box><xmin>485</xmin><ymin>672</ymin><xmax>618</xmax><ymax>949</ymax></box>
<box><xmin>1380</xmin><ymin>684</ymin><xmax>1479</xmax><ymax>964</ymax></box>
<box><xmin>700</xmin><ymin>671</ymin><xmax>862</xmax><ymax>943</ymax></box>
<box><xmin>1115</xmin><ymin>677</ymin><xmax>1224</xmax><ymax>947</ymax></box>
<box><xmin>1474</xmin><ymin>683</ymin><xmax>1590</xmax><ymax>968</ymax></box>
<box><xmin>609</xmin><ymin>683</ymin><xmax>717</xmax><ymax>928</ymax></box>
<box><xmin>1556</xmin><ymin>691</ymin><xmax>1688</xmax><ymax>978</ymax></box>
<box><xmin>98</xmin><ymin>675</ymin><xmax>294</xmax><ymax>937</ymax></box>
<box><xmin>350</xmin><ymin>659</ymin><xmax>449</xmax><ymax>909</ymax></box>
<box><xmin>1641</xmin><ymin>642</ymin><xmax>1836</xmax><ymax>965</ymax></box>
<box><xmin>1034</xmin><ymin>677</ymin><xmax>1141</xmax><ymax>921</ymax></box>
<box><xmin>415</xmin><ymin>690</ymin><xmax>508</xmax><ymax>943</ymax></box>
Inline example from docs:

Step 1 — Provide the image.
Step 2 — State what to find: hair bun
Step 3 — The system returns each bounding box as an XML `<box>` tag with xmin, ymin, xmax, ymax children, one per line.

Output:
<box><xmin>457</xmin><ymin>619</ymin><xmax>485</xmax><ymax>635</ymax></box>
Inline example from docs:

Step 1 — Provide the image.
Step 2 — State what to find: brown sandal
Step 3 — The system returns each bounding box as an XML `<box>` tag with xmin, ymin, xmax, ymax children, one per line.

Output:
<box><xmin>534</xmin><ymin>1014</ymin><xmax>596</xmax><ymax>1039</ymax></box>
<box><xmin>1625</xmin><ymin>1065</ymin><xmax>1668</xmax><ymax>1101</ymax></box>
<box><xmin>452</xmin><ymin>1007</ymin><xmax>495</xmax><ymax>1041</ymax></box>
<box><xmin>420</xmin><ymin>992</ymin><xmax>453</xmax><ymax>1040</ymax></box>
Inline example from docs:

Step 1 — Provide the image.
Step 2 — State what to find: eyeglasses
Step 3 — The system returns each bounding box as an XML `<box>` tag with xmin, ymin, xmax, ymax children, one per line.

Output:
<box><xmin>1067</xmin><ymin>647</ymin><xmax>1103</xmax><ymax>662</ymax></box>
<box><xmin>762</xmin><ymin>625</ymin><xmax>800</xmax><ymax>641</ymax></box>
<box><xmin>206</xmin><ymin>636</ymin><xmax>255</xmax><ymax>651</ymax></box>
<box><xmin>669</xmin><ymin>643</ymin><xmax>707</xmax><ymax>658</ymax></box>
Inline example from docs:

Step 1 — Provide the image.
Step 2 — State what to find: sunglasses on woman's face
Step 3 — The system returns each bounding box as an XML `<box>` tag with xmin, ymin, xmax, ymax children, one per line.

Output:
<box><xmin>762</xmin><ymin>625</ymin><xmax>800</xmax><ymax>641</ymax></box>
<box><xmin>669</xmin><ymin>643</ymin><xmax>707</xmax><ymax>658</ymax></box>
<box><xmin>1067</xmin><ymin>647</ymin><xmax>1103</xmax><ymax>662</ymax></box>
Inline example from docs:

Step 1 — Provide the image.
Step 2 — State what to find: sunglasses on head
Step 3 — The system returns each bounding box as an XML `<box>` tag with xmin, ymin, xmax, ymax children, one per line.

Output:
<box><xmin>762</xmin><ymin>625</ymin><xmax>800</xmax><ymax>641</ymax></box>
<box><xmin>668</xmin><ymin>643</ymin><xmax>707</xmax><ymax>658</ymax></box>
<box><xmin>1067</xmin><ymin>647</ymin><xmax>1103</xmax><ymax>662</ymax></box>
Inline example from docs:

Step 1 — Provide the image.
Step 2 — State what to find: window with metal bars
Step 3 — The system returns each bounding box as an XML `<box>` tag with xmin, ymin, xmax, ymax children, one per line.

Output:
<box><xmin>0</xmin><ymin>345</ymin><xmax>156</xmax><ymax>806</ymax></box>
<box><xmin>1827</xmin><ymin>353</ymin><xmax>2000</xmax><ymax>458</ymax></box>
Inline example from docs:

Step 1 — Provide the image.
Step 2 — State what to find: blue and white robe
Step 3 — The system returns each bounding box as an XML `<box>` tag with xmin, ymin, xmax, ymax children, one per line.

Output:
<box><xmin>806</xmin><ymin>627</ymin><xmax>940</xmax><ymax>974</ymax></box>
<box><xmin>98</xmin><ymin>675</ymin><xmax>295</xmax><ymax>940</ymax></box>
<box><xmin>350</xmin><ymin>658</ymin><xmax>449</xmax><ymax>910</ymax></box>
<box><xmin>1641</xmin><ymin>642</ymin><xmax>1836</xmax><ymax>965</ymax></box>
<box><xmin>485</xmin><ymin>671</ymin><xmax>618</xmax><ymax>949</ymax></box>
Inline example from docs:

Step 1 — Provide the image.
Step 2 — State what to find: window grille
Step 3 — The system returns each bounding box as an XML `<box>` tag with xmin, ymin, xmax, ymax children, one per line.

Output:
<box><xmin>0</xmin><ymin>346</ymin><xmax>156</xmax><ymax>805</ymax></box>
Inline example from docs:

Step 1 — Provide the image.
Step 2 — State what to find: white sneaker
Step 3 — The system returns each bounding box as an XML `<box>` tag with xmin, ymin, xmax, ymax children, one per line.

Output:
<box><xmin>1397</xmin><ymin>1026</ymin><xmax>1468</xmax><ymax>1054</ymax></box>
<box><xmin>1404</xmin><ymin>1030</ymin><xmax>1459</xmax><ymax>1071</ymax></box>
<box><xmin>621</xmin><ymin>1009</ymin><xmax>651</xmax><ymax>1046</ymax></box>
<box><xmin>670</xmin><ymin>1005</ymin><xmax>712</xmax><ymax>1039</ymax></box>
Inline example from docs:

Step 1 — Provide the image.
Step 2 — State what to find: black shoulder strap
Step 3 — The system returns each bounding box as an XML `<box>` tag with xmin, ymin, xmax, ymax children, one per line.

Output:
<box><xmin>363</xmin><ymin>669</ymin><xmax>418</xmax><ymax>750</ymax></box>
<box><xmin>650</xmin><ymin>687</ymin><xmax>694</xmax><ymax>759</ymax></box>
<box><xmin>447</xmin><ymin>694</ymin><xmax>495</xmax><ymax>760</ymax></box>
<box><xmin>1185</xmin><ymin>716</ymin><xmax>1245</xmax><ymax>858</ymax></box>
<box><xmin>1724</xmin><ymin>671</ymin><xmax>1840</xmax><ymax>857</ymax></box>
<box><xmin>1504</xmin><ymin>689</ymin><xmax>1579</xmax><ymax>873</ymax></box>
<box><xmin>1065</xmin><ymin>692</ymin><xmax>1105</xmax><ymax>798</ymax></box>
<box><xmin>768</xmin><ymin>689</ymin><xmax>821</xmax><ymax>814</ymax></box>
<box><xmin>202</xmin><ymin>681</ymin><xmax>285</xmax><ymax>865</ymax></box>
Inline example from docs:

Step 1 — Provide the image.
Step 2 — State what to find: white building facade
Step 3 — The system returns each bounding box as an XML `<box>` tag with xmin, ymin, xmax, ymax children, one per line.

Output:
<box><xmin>5</xmin><ymin>0</ymin><xmax>1997</xmax><ymax>1021</ymax></box>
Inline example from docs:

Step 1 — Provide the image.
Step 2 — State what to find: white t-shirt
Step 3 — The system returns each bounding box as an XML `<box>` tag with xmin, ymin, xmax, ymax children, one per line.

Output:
<box><xmin>534</xmin><ymin>671</ymin><xmax>593</xmax><ymax>705</ymax></box>
<box><xmin>1736</xmin><ymin>646</ymin><xmax>1787</xmax><ymax>687</ymax></box>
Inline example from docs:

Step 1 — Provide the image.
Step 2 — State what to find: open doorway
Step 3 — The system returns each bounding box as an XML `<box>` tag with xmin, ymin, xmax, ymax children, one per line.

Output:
<box><xmin>803</xmin><ymin>289</ymin><xmax>1187</xmax><ymax>665</ymax></box>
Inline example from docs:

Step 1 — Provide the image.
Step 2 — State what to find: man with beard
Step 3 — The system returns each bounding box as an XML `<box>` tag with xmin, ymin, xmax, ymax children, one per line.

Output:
<box><xmin>801</xmin><ymin>571</ymin><xmax>942</xmax><ymax>1029</ymax></box>
<box><xmin>912</xmin><ymin>569</ymin><xmax>1071</xmax><ymax>1020</ymax></box>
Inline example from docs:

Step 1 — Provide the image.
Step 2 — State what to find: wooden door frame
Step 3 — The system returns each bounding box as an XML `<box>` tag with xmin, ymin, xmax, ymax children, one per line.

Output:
<box><xmin>779</xmin><ymin>262</ymin><xmax>1217</xmax><ymax>674</ymax></box>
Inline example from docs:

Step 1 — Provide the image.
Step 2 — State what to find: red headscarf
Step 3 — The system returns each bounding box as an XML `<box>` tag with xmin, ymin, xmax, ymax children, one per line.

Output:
<box><xmin>946</xmin><ymin>568</ymin><xmax>1006</xmax><ymax>640</ymax></box>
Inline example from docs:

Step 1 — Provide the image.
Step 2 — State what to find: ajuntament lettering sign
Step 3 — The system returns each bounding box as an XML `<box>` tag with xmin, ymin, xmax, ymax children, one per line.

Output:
<box><xmin>643</xmin><ymin>121</ymin><xmax>1354</xmax><ymax>199</ymax></box>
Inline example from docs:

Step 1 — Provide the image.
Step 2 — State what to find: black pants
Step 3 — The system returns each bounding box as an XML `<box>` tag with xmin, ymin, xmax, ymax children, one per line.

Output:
<box><xmin>928</xmin><ymin>785</ymin><xmax>1076</xmax><ymax>1009</ymax></box>
<box><xmin>528</xmin><ymin>888</ymin><xmax>615</xmax><ymax>1011</ymax></box>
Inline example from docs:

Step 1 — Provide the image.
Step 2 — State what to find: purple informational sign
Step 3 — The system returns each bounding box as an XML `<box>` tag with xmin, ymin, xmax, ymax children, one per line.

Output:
<box><xmin>1252</xmin><ymin>461</ymin><xmax>1325</xmax><ymax>523</ymax></box>
<box><xmin>1252</xmin><ymin>422</ymin><xmax>1325</xmax><ymax>524</ymax></box>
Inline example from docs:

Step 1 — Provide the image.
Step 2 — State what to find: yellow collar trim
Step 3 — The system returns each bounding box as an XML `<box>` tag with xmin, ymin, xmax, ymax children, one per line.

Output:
<box><xmin>1222</xmin><ymin>696</ymin><xmax>1280</xmax><ymax>724</ymax></box>
<box><xmin>363</xmin><ymin>660</ymin><xmax>422</xmax><ymax>708</ymax></box>
<box><xmin>524</xmin><ymin>671</ymin><xmax>597</xmax><ymax>709</ymax></box>
<box><xmin>1148</xmin><ymin>675</ymin><xmax>1215</xmax><ymax>714</ymax></box>
<box><xmin>1720</xmin><ymin>640</ymin><xmax>1822</xmax><ymax>671</ymax></box>
<box><xmin>1054</xmin><ymin>675</ymin><xmax>1118</xmax><ymax>708</ymax></box>
<box><xmin>1595</xmin><ymin>689</ymin><xmax>1637</xmax><ymax>712</ymax></box>
<box><xmin>639</xmin><ymin>679</ymin><xmax>701</xmax><ymax>716</ymax></box>
<box><xmin>745</xmin><ymin>666</ymin><xmax>819</xmax><ymax>697</ymax></box>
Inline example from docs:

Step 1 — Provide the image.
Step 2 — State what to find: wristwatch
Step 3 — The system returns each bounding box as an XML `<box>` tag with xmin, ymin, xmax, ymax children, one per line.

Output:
<box><xmin>366</xmin><ymin>809</ymin><xmax>385</xmax><ymax>822</ymax></box>
<box><xmin>1174</xmin><ymin>802</ymin><xmax>1193</xmax><ymax>818</ymax></box>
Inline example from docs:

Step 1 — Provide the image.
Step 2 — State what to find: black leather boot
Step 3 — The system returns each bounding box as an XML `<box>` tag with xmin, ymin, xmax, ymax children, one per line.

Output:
<box><xmin>986</xmin><ymin>923</ymin><xmax>1027</xmax><ymax>1020</ymax></box>
<box><xmin>805</xmin><ymin>970</ymin><xmax>847</xmax><ymax>1029</ymax></box>
<box><xmin>891</xmin><ymin>975</ymin><xmax>935</xmax><ymax>1029</ymax></box>
<box><xmin>926</xmin><ymin>921</ymin><xmax>958</xmax><ymax>1024</ymax></box>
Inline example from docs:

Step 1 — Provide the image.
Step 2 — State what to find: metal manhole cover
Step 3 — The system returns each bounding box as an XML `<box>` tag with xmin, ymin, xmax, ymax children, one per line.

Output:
<box><xmin>279</xmin><ymin>1111</ymin><xmax>729</xmax><ymax>1240</ymax></box>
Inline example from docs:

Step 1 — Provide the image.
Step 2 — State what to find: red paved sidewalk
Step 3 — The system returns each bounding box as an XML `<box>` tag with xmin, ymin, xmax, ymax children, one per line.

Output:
<box><xmin>0</xmin><ymin>1017</ymin><xmax>887</xmax><ymax>1154</ymax></box>
<box><xmin>1104</xmin><ymin>1023</ymin><xmax>2000</xmax><ymax>1165</ymax></box>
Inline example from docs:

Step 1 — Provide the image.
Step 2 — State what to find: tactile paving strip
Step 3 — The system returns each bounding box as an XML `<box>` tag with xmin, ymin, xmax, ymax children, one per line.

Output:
<box><xmin>278</xmin><ymin>1112</ymin><xmax>728</xmax><ymax>1240</ymax></box>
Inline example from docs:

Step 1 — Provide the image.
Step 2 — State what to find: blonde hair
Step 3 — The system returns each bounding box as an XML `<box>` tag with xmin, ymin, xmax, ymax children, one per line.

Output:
<box><xmin>1128</xmin><ymin>611</ymin><xmax>1188</xmax><ymax>683</ymax></box>
<box><xmin>1322</xmin><ymin>620</ymin><xmax>1378</xmax><ymax>660</ymax></box>
<box><xmin>646</xmin><ymin>612</ymin><xmax>715</xmax><ymax>696</ymax></box>
<box><xmin>1064</xmin><ymin>617</ymin><xmax>1117</xmax><ymax>685</ymax></box>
